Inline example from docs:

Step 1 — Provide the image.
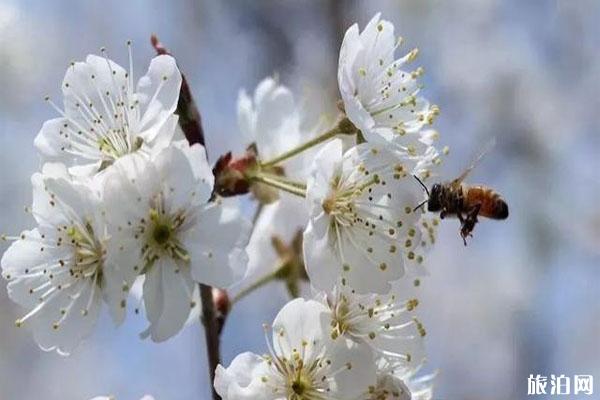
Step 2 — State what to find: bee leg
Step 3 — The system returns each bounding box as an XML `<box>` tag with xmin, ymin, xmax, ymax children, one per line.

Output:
<box><xmin>460</xmin><ymin>223</ymin><xmax>471</xmax><ymax>246</ymax></box>
<box><xmin>460</xmin><ymin>203</ymin><xmax>482</xmax><ymax>246</ymax></box>
<box><xmin>467</xmin><ymin>203</ymin><xmax>482</xmax><ymax>223</ymax></box>
<box><xmin>456</xmin><ymin>212</ymin><xmax>468</xmax><ymax>245</ymax></box>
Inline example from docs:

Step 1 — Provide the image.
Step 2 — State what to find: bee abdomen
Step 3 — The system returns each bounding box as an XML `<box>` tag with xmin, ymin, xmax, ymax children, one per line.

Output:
<box><xmin>495</xmin><ymin>198</ymin><xmax>509</xmax><ymax>219</ymax></box>
<box><xmin>466</xmin><ymin>186</ymin><xmax>508</xmax><ymax>220</ymax></box>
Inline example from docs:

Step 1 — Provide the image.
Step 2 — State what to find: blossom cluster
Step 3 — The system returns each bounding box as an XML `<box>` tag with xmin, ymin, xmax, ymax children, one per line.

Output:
<box><xmin>215</xmin><ymin>14</ymin><xmax>441</xmax><ymax>400</ymax></box>
<box><xmin>2</xmin><ymin>12</ymin><xmax>443</xmax><ymax>399</ymax></box>
<box><xmin>1</xmin><ymin>47</ymin><xmax>250</xmax><ymax>353</ymax></box>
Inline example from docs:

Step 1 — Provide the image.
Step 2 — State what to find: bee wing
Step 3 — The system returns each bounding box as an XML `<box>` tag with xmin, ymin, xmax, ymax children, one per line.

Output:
<box><xmin>451</xmin><ymin>137</ymin><xmax>496</xmax><ymax>186</ymax></box>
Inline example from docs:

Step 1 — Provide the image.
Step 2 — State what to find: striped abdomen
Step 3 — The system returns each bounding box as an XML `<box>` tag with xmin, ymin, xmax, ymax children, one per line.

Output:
<box><xmin>463</xmin><ymin>185</ymin><xmax>509</xmax><ymax>219</ymax></box>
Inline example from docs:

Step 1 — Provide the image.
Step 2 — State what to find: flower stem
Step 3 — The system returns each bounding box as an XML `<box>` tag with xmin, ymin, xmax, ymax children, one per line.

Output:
<box><xmin>231</xmin><ymin>269</ymin><xmax>280</xmax><ymax>305</ymax></box>
<box><xmin>251</xmin><ymin>174</ymin><xmax>307</xmax><ymax>198</ymax></box>
<box><xmin>260</xmin><ymin>123</ymin><xmax>344</xmax><ymax>168</ymax></box>
<box><xmin>262</xmin><ymin>172</ymin><xmax>307</xmax><ymax>189</ymax></box>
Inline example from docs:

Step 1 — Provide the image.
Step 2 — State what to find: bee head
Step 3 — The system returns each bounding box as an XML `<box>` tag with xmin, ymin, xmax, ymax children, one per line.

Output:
<box><xmin>427</xmin><ymin>183</ymin><xmax>443</xmax><ymax>212</ymax></box>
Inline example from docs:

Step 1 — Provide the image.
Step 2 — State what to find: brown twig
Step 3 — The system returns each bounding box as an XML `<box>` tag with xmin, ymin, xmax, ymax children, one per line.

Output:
<box><xmin>151</xmin><ymin>34</ymin><xmax>220</xmax><ymax>400</ymax></box>
<box><xmin>151</xmin><ymin>34</ymin><xmax>205</xmax><ymax>147</ymax></box>
<box><xmin>199</xmin><ymin>283</ymin><xmax>221</xmax><ymax>400</ymax></box>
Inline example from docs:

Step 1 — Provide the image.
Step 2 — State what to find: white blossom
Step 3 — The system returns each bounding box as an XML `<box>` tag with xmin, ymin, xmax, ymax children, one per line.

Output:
<box><xmin>237</xmin><ymin>78</ymin><xmax>311</xmax><ymax>285</ymax></box>
<box><xmin>0</xmin><ymin>164</ymin><xmax>130</xmax><ymax>355</ymax></box>
<box><xmin>338</xmin><ymin>13</ymin><xmax>439</xmax><ymax>163</ymax></box>
<box><xmin>363</xmin><ymin>372</ymin><xmax>412</xmax><ymax>400</ymax></box>
<box><xmin>241</xmin><ymin>198</ymin><xmax>307</xmax><ymax>294</ymax></box>
<box><xmin>318</xmin><ymin>283</ymin><xmax>426</xmax><ymax>367</ymax></box>
<box><xmin>35</xmin><ymin>47</ymin><xmax>182</xmax><ymax>177</ymax></box>
<box><xmin>303</xmin><ymin>139</ymin><xmax>426</xmax><ymax>294</ymax></box>
<box><xmin>214</xmin><ymin>298</ymin><xmax>376</xmax><ymax>400</ymax></box>
<box><xmin>102</xmin><ymin>143</ymin><xmax>250</xmax><ymax>341</ymax></box>
<box><xmin>238</xmin><ymin>77</ymin><xmax>306</xmax><ymax>163</ymax></box>
<box><xmin>364</xmin><ymin>359</ymin><xmax>435</xmax><ymax>400</ymax></box>
<box><xmin>236</xmin><ymin>77</ymin><xmax>333</xmax><ymax>298</ymax></box>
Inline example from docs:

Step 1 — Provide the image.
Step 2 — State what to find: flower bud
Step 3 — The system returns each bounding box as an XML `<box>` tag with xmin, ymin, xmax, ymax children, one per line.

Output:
<box><xmin>212</xmin><ymin>287</ymin><xmax>230</xmax><ymax>317</ymax></box>
<box><xmin>212</xmin><ymin>150</ymin><xmax>257</xmax><ymax>197</ymax></box>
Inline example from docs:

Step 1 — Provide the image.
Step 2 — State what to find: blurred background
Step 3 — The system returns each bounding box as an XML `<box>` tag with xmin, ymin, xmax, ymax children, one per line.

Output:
<box><xmin>1</xmin><ymin>0</ymin><xmax>599</xmax><ymax>399</ymax></box>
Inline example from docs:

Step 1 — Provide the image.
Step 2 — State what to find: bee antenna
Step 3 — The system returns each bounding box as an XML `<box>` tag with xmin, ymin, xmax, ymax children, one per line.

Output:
<box><xmin>412</xmin><ymin>175</ymin><xmax>430</xmax><ymax>197</ymax></box>
<box><xmin>412</xmin><ymin>175</ymin><xmax>430</xmax><ymax>212</ymax></box>
<box><xmin>413</xmin><ymin>199</ymin><xmax>428</xmax><ymax>212</ymax></box>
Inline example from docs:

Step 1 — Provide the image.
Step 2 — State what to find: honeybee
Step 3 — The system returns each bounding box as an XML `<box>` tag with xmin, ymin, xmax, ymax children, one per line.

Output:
<box><xmin>414</xmin><ymin>140</ymin><xmax>508</xmax><ymax>245</ymax></box>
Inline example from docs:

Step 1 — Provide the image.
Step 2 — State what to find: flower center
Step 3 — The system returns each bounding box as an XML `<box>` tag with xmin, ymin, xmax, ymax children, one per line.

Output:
<box><xmin>260</xmin><ymin>324</ymin><xmax>347</xmax><ymax>400</ymax></box>
<box><xmin>369</xmin><ymin>373</ymin><xmax>412</xmax><ymax>400</ymax></box>
<box><xmin>98</xmin><ymin>135</ymin><xmax>144</xmax><ymax>170</ymax></box>
<box><xmin>65</xmin><ymin>221</ymin><xmax>104</xmax><ymax>281</ymax></box>
<box><xmin>140</xmin><ymin>204</ymin><xmax>190</xmax><ymax>266</ymax></box>
<box><xmin>331</xmin><ymin>172</ymin><xmax>378</xmax><ymax>201</ymax></box>
<box><xmin>322</xmin><ymin>173</ymin><xmax>380</xmax><ymax>228</ymax></box>
<box><xmin>332</xmin><ymin>302</ymin><xmax>350</xmax><ymax>333</ymax></box>
<box><xmin>152</xmin><ymin>223</ymin><xmax>172</xmax><ymax>245</ymax></box>
<box><xmin>283</xmin><ymin>359</ymin><xmax>318</xmax><ymax>400</ymax></box>
<box><xmin>326</xmin><ymin>290</ymin><xmax>426</xmax><ymax>363</ymax></box>
<box><xmin>291</xmin><ymin>377</ymin><xmax>308</xmax><ymax>396</ymax></box>
<box><xmin>322</xmin><ymin>197</ymin><xmax>336</xmax><ymax>214</ymax></box>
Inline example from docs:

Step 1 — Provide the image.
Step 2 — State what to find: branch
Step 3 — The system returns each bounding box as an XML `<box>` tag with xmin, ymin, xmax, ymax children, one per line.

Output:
<box><xmin>151</xmin><ymin>34</ymin><xmax>206</xmax><ymax>147</ymax></box>
<box><xmin>151</xmin><ymin>34</ymin><xmax>220</xmax><ymax>400</ymax></box>
<box><xmin>200</xmin><ymin>284</ymin><xmax>221</xmax><ymax>400</ymax></box>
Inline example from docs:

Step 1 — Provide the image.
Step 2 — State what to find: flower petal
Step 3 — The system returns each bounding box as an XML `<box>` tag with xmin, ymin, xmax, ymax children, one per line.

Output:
<box><xmin>137</xmin><ymin>55</ymin><xmax>182</xmax><ymax>139</ymax></box>
<box><xmin>271</xmin><ymin>298</ymin><xmax>329</xmax><ymax>358</ymax></box>
<box><xmin>142</xmin><ymin>259</ymin><xmax>195</xmax><ymax>342</ymax></box>
<box><xmin>214</xmin><ymin>352</ymin><xmax>274</xmax><ymax>400</ymax></box>
<box><xmin>185</xmin><ymin>202</ymin><xmax>250</xmax><ymax>288</ymax></box>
